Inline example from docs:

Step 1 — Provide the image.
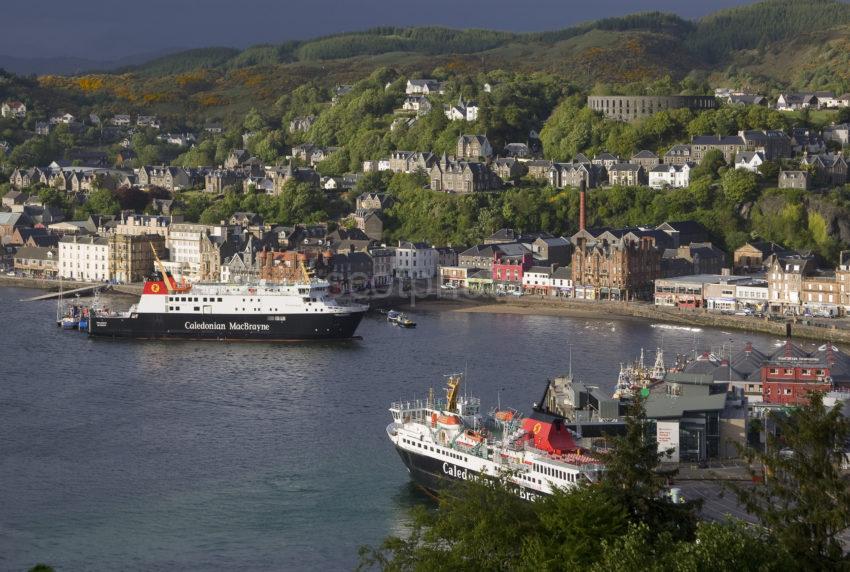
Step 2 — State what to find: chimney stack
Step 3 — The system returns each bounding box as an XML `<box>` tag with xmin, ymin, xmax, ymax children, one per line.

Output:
<box><xmin>579</xmin><ymin>181</ymin><xmax>587</xmax><ymax>232</ymax></box>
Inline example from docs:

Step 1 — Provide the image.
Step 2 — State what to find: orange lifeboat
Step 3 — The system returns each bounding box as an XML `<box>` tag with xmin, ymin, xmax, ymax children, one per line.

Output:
<box><xmin>436</xmin><ymin>414</ymin><xmax>462</xmax><ymax>428</ymax></box>
<box><xmin>464</xmin><ymin>430</ymin><xmax>484</xmax><ymax>443</ymax></box>
<box><xmin>494</xmin><ymin>410</ymin><xmax>515</xmax><ymax>422</ymax></box>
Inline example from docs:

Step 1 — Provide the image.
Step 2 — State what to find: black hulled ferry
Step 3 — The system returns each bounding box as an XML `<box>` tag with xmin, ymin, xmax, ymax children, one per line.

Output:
<box><xmin>387</xmin><ymin>374</ymin><xmax>604</xmax><ymax>500</ymax></box>
<box><xmin>88</xmin><ymin>272</ymin><xmax>367</xmax><ymax>341</ymax></box>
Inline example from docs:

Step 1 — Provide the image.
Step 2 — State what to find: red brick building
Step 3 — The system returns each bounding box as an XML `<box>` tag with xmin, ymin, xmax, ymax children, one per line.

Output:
<box><xmin>761</xmin><ymin>341</ymin><xmax>835</xmax><ymax>405</ymax></box>
<box><xmin>571</xmin><ymin>232</ymin><xmax>662</xmax><ymax>300</ymax></box>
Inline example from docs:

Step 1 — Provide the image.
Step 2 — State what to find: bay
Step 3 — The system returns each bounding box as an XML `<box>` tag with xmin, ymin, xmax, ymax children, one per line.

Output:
<box><xmin>0</xmin><ymin>287</ymin><xmax>785</xmax><ymax>570</ymax></box>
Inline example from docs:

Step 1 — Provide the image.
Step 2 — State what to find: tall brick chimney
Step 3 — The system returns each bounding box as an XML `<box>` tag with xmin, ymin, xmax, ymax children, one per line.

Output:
<box><xmin>579</xmin><ymin>180</ymin><xmax>587</xmax><ymax>232</ymax></box>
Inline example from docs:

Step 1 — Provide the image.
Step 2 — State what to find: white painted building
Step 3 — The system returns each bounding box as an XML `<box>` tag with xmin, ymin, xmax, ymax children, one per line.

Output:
<box><xmin>405</xmin><ymin>79</ymin><xmax>441</xmax><ymax>95</ymax></box>
<box><xmin>649</xmin><ymin>163</ymin><xmax>692</xmax><ymax>189</ymax></box>
<box><xmin>167</xmin><ymin>222</ymin><xmax>228</xmax><ymax>278</ymax></box>
<box><xmin>736</xmin><ymin>282</ymin><xmax>769</xmax><ymax>309</ymax></box>
<box><xmin>58</xmin><ymin>235</ymin><xmax>111</xmax><ymax>281</ymax></box>
<box><xmin>1</xmin><ymin>101</ymin><xmax>26</xmax><ymax>118</ymax></box>
<box><xmin>735</xmin><ymin>151</ymin><xmax>765</xmax><ymax>173</ymax></box>
<box><xmin>393</xmin><ymin>241</ymin><xmax>437</xmax><ymax>279</ymax></box>
<box><xmin>444</xmin><ymin>99</ymin><xmax>479</xmax><ymax>122</ymax></box>
<box><xmin>522</xmin><ymin>267</ymin><xmax>552</xmax><ymax>293</ymax></box>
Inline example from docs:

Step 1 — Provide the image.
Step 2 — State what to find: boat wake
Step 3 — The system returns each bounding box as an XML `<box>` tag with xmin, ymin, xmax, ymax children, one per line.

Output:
<box><xmin>651</xmin><ymin>323</ymin><xmax>702</xmax><ymax>333</ymax></box>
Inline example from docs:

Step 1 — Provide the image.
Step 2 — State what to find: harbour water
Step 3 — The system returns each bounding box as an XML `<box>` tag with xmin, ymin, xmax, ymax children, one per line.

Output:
<box><xmin>0</xmin><ymin>287</ymin><xmax>787</xmax><ymax>570</ymax></box>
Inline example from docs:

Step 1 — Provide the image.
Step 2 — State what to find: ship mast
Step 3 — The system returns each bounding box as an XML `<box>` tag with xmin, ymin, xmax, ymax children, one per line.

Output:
<box><xmin>150</xmin><ymin>242</ymin><xmax>173</xmax><ymax>293</ymax></box>
<box><xmin>446</xmin><ymin>374</ymin><xmax>462</xmax><ymax>413</ymax></box>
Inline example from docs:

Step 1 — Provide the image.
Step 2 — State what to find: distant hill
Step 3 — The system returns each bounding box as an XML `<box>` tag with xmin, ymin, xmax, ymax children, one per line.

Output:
<box><xmin>6</xmin><ymin>0</ymin><xmax>850</xmax><ymax>124</ymax></box>
<box><xmin>0</xmin><ymin>48</ymin><xmax>185</xmax><ymax>76</ymax></box>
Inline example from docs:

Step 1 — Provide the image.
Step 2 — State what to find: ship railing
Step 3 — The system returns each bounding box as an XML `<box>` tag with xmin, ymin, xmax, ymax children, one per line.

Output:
<box><xmin>386</xmin><ymin>423</ymin><xmax>399</xmax><ymax>437</ymax></box>
<box><xmin>390</xmin><ymin>398</ymin><xmax>447</xmax><ymax>413</ymax></box>
<box><xmin>523</xmin><ymin>443</ymin><xmax>606</xmax><ymax>472</ymax></box>
<box><xmin>389</xmin><ymin>396</ymin><xmax>482</xmax><ymax>413</ymax></box>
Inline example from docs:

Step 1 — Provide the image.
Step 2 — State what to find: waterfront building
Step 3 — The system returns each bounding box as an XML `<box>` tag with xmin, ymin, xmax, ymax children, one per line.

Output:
<box><xmin>439</xmin><ymin>265</ymin><xmax>469</xmax><ymax>288</ymax></box>
<box><xmin>58</xmin><ymin>235</ymin><xmax>111</xmax><ymax>281</ymax></box>
<box><xmin>767</xmin><ymin>254</ymin><xmax>816</xmax><ymax>314</ymax></box>
<box><xmin>801</xmin><ymin>271</ymin><xmax>841</xmax><ymax>316</ymax></box>
<box><xmin>393</xmin><ymin>241</ymin><xmax>437</xmax><ymax>279</ymax></box>
<box><xmin>492</xmin><ymin>251</ymin><xmax>532</xmax><ymax>293</ymax></box>
<box><xmin>761</xmin><ymin>341</ymin><xmax>839</xmax><ymax>406</ymax></box>
<box><xmin>645</xmin><ymin>372</ymin><xmax>746</xmax><ymax>462</ymax></box>
<box><xmin>13</xmin><ymin>246</ymin><xmax>58</xmax><ymax>278</ymax></box>
<box><xmin>457</xmin><ymin>242</ymin><xmax>529</xmax><ymax>269</ymax></box>
<box><xmin>661</xmin><ymin>242</ymin><xmax>727</xmax><ymax>277</ymax></box>
<box><xmin>682</xmin><ymin>344</ymin><xmax>766</xmax><ymax>405</ymax></box>
<box><xmin>735</xmin><ymin>280</ymin><xmax>769</xmax><ymax>311</ymax></box>
<box><xmin>369</xmin><ymin>247</ymin><xmax>395</xmax><ymax>287</ymax></box>
<box><xmin>571</xmin><ymin>230</ymin><xmax>662</xmax><ymax>301</ymax></box>
<box><xmin>653</xmin><ymin>274</ymin><xmax>751</xmax><ymax>309</ymax></box>
<box><xmin>167</xmin><ymin>223</ymin><xmax>230</xmax><ymax>281</ymax></box>
<box><xmin>108</xmin><ymin>234</ymin><xmax>166</xmax><ymax>283</ymax></box>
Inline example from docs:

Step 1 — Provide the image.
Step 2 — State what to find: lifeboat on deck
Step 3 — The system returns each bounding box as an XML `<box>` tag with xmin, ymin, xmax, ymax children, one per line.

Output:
<box><xmin>494</xmin><ymin>410</ymin><xmax>515</xmax><ymax>422</ymax></box>
<box><xmin>436</xmin><ymin>413</ymin><xmax>462</xmax><ymax>429</ymax></box>
<box><xmin>456</xmin><ymin>429</ymin><xmax>485</xmax><ymax>448</ymax></box>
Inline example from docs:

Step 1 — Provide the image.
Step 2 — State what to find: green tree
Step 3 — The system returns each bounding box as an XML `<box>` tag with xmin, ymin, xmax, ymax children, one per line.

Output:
<box><xmin>243</xmin><ymin>107</ymin><xmax>267</xmax><ymax>133</ymax></box>
<box><xmin>358</xmin><ymin>476</ymin><xmax>538</xmax><ymax>571</ymax></box>
<box><xmin>596</xmin><ymin>397</ymin><xmax>700</xmax><ymax>541</ymax></box>
<box><xmin>248</xmin><ymin>130</ymin><xmax>286</xmax><ymax>164</ymax></box>
<box><xmin>81</xmin><ymin>187</ymin><xmax>121</xmax><ymax>216</ymax></box>
<box><xmin>37</xmin><ymin>186</ymin><xmax>70</xmax><ymax>211</ymax></box>
<box><xmin>691</xmin><ymin>149</ymin><xmax>726</xmax><ymax>180</ymax></box>
<box><xmin>521</xmin><ymin>485</ymin><xmax>629</xmax><ymax>570</ymax></box>
<box><xmin>720</xmin><ymin>168</ymin><xmax>760</xmax><ymax>204</ymax></box>
<box><xmin>590</xmin><ymin>520</ymin><xmax>786</xmax><ymax>572</ymax></box>
<box><xmin>758</xmin><ymin>159</ymin><xmax>780</xmax><ymax>181</ymax></box>
<box><xmin>276</xmin><ymin>180</ymin><xmax>327</xmax><ymax>224</ymax></box>
<box><xmin>730</xmin><ymin>393</ymin><xmax>850</xmax><ymax>568</ymax></box>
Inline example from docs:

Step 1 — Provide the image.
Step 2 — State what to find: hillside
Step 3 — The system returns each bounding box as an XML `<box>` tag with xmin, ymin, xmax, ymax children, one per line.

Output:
<box><xmin>2</xmin><ymin>0</ymin><xmax>849</xmax><ymax>131</ymax></box>
<box><xmin>17</xmin><ymin>1</ymin><xmax>843</xmax><ymax>124</ymax></box>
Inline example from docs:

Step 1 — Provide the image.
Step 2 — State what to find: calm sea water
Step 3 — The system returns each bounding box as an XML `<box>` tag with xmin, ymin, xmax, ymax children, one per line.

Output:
<box><xmin>0</xmin><ymin>287</ymin><xmax>787</xmax><ymax>571</ymax></box>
